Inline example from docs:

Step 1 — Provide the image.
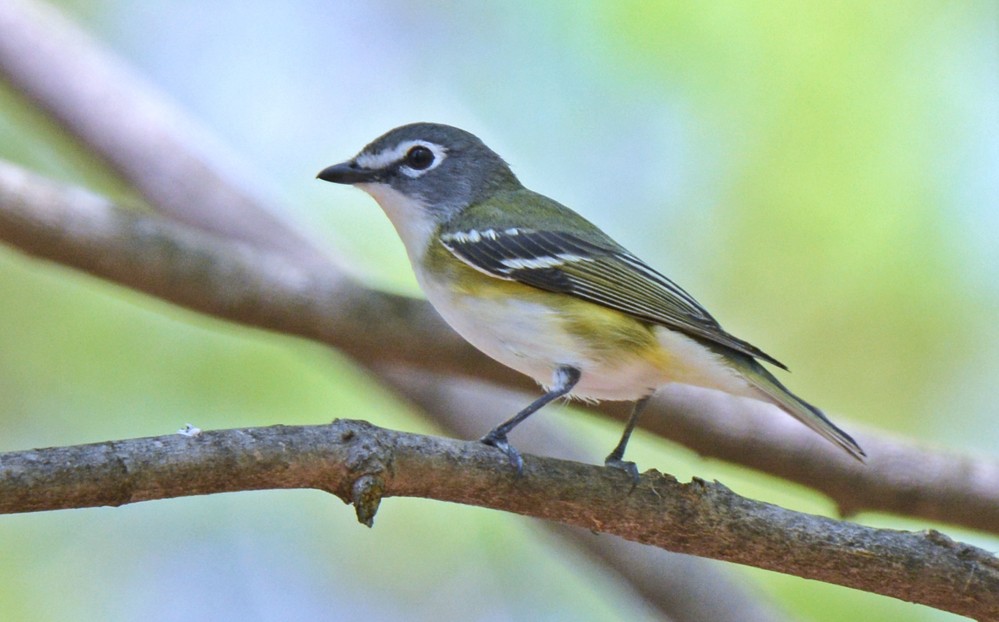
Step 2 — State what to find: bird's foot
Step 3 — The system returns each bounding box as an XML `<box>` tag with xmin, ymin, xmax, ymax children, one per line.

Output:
<box><xmin>604</xmin><ymin>455</ymin><xmax>640</xmax><ymax>487</ymax></box>
<box><xmin>480</xmin><ymin>431</ymin><xmax>524</xmax><ymax>475</ymax></box>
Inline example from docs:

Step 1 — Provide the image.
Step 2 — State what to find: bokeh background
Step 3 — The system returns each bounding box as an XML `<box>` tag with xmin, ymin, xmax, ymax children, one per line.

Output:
<box><xmin>1</xmin><ymin>1</ymin><xmax>997</xmax><ymax>620</ymax></box>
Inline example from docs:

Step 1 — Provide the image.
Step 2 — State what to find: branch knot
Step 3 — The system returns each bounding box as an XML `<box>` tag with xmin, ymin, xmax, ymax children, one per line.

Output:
<box><xmin>331</xmin><ymin>419</ymin><xmax>392</xmax><ymax>526</ymax></box>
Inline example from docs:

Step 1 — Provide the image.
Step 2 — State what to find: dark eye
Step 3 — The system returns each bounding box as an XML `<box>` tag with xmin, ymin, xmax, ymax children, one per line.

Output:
<box><xmin>405</xmin><ymin>145</ymin><xmax>435</xmax><ymax>170</ymax></box>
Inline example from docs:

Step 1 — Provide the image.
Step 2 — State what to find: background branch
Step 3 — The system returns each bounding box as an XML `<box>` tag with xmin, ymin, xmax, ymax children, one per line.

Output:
<box><xmin>1</xmin><ymin>420</ymin><xmax>996</xmax><ymax>620</ymax></box>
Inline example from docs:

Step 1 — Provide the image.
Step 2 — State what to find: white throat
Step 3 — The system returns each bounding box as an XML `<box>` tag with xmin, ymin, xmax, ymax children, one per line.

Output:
<box><xmin>357</xmin><ymin>183</ymin><xmax>437</xmax><ymax>264</ymax></box>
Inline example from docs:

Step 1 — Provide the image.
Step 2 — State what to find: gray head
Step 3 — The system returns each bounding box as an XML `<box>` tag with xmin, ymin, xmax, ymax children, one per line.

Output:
<box><xmin>317</xmin><ymin>123</ymin><xmax>521</xmax><ymax>219</ymax></box>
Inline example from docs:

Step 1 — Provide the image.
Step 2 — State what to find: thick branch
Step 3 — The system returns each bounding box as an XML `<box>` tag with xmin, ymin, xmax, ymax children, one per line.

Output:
<box><xmin>2</xmin><ymin>160</ymin><xmax>997</xmax><ymax>538</ymax></box>
<box><xmin>0</xmin><ymin>420</ymin><xmax>995</xmax><ymax>619</ymax></box>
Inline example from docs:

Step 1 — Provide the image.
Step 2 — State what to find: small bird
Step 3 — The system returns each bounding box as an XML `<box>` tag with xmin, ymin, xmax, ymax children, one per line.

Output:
<box><xmin>317</xmin><ymin>123</ymin><xmax>865</xmax><ymax>478</ymax></box>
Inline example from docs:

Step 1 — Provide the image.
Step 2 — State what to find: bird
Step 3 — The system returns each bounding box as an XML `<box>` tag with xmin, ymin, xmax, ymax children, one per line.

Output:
<box><xmin>317</xmin><ymin>122</ymin><xmax>865</xmax><ymax>479</ymax></box>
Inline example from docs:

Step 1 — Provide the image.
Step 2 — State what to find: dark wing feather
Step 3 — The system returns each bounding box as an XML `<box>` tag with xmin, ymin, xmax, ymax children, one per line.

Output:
<box><xmin>439</xmin><ymin>227</ymin><xmax>787</xmax><ymax>369</ymax></box>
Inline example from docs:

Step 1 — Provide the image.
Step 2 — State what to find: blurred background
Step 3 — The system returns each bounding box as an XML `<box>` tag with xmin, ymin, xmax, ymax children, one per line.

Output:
<box><xmin>1</xmin><ymin>1</ymin><xmax>997</xmax><ymax>620</ymax></box>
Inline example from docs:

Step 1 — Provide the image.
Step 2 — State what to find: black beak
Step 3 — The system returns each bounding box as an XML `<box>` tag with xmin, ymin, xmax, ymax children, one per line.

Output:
<box><xmin>316</xmin><ymin>161</ymin><xmax>377</xmax><ymax>184</ymax></box>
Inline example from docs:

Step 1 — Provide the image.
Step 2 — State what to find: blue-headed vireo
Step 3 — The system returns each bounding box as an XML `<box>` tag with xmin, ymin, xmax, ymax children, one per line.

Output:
<box><xmin>317</xmin><ymin>123</ymin><xmax>864</xmax><ymax>478</ymax></box>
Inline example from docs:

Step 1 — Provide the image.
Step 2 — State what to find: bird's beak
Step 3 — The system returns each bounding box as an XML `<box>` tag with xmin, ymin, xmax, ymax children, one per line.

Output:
<box><xmin>316</xmin><ymin>160</ymin><xmax>377</xmax><ymax>184</ymax></box>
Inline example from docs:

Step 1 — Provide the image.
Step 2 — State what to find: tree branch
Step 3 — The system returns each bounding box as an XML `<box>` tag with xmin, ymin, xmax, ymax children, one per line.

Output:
<box><xmin>0</xmin><ymin>420</ymin><xmax>995</xmax><ymax>619</ymax></box>
<box><xmin>2</xmin><ymin>160</ymin><xmax>997</xmax><ymax>539</ymax></box>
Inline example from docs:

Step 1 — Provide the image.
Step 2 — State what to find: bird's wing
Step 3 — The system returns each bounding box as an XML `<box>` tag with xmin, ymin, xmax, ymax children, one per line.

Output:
<box><xmin>438</xmin><ymin>225</ymin><xmax>787</xmax><ymax>369</ymax></box>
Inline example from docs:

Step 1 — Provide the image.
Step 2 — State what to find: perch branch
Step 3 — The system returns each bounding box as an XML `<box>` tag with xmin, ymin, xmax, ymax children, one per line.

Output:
<box><xmin>0</xmin><ymin>420</ymin><xmax>995</xmax><ymax>620</ymax></box>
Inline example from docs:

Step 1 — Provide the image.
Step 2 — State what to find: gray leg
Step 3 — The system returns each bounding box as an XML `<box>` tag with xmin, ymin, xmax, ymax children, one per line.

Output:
<box><xmin>481</xmin><ymin>366</ymin><xmax>581</xmax><ymax>474</ymax></box>
<box><xmin>604</xmin><ymin>395</ymin><xmax>652</xmax><ymax>484</ymax></box>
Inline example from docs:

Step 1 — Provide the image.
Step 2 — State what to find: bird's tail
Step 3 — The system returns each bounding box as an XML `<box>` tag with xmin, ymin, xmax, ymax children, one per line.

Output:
<box><xmin>735</xmin><ymin>356</ymin><xmax>866</xmax><ymax>462</ymax></box>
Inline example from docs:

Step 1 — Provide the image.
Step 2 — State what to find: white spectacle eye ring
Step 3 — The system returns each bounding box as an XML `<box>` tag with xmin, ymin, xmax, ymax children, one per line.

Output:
<box><xmin>355</xmin><ymin>140</ymin><xmax>448</xmax><ymax>178</ymax></box>
<box><xmin>398</xmin><ymin>141</ymin><xmax>447</xmax><ymax>178</ymax></box>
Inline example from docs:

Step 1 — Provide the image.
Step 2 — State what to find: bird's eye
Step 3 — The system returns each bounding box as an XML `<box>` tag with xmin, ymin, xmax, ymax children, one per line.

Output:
<box><xmin>405</xmin><ymin>145</ymin><xmax>435</xmax><ymax>170</ymax></box>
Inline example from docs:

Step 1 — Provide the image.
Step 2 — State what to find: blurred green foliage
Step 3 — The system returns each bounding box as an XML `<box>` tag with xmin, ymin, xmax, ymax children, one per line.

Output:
<box><xmin>0</xmin><ymin>1</ymin><xmax>995</xmax><ymax>621</ymax></box>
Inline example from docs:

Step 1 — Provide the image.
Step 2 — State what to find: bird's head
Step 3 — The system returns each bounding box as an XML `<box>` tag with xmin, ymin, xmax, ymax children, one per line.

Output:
<box><xmin>318</xmin><ymin>123</ymin><xmax>520</xmax><ymax>225</ymax></box>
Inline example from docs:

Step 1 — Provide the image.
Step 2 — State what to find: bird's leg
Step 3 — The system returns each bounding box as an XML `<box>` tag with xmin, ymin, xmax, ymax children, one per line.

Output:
<box><xmin>480</xmin><ymin>365</ymin><xmax>581</xmax><ymax>474</ymax></box>
<box><xmin>604</xmin><ymin>395</ymin><xmax>652</xmax><ymax>484</ymax></box>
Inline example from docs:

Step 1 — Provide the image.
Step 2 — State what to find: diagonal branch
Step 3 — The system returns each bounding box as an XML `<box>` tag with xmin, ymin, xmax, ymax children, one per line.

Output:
<box><xmin>0</xmin><ymin>420</ymin><xmax>996</xmax><ymax>620</ymax></box>
<box><xmin>2</xmin><ymin>160</ymin><xmax>998</xmax><ymax>538</ymax></box>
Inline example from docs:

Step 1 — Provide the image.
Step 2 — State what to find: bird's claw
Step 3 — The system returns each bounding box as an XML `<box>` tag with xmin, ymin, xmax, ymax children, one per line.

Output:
<box><xmin>480</xmin><ymin>431</ymin><xmax>524</xmax><ymax>475</ymax></box>
<box><xmin>604</xmin><ymin>456</ymin><xmax>640</xmax><ymax>487</ymax></box>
